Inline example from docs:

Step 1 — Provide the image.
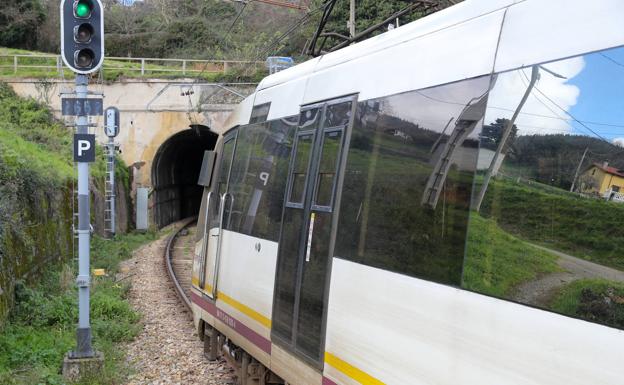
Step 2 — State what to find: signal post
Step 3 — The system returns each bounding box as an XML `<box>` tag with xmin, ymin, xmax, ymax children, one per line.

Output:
<box><xmin>60</xmin><ymin>0</ymin><xmax>105</xmax><ymax>379</ymax></box>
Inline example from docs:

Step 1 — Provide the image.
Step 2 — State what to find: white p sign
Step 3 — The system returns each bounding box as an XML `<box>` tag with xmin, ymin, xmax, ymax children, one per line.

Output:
<box><xmin>259</xmin><ymin>172</ymin><xmax>270</xmax><ymax>186</ymax></box>
<box><xmin>74</xmin><ymin>134</ymin><xmax>96</xmax><ymax>162</ymax></box>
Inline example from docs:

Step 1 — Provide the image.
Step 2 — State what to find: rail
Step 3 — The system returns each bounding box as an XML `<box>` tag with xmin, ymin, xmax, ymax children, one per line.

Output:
<box><xmin>164</xmin><ymin>217</ymin><xmax>197</xmax><ymax>311</ymax></box>
<box><xmin>0</xmin><ymin>54</ymin><xmax>265</xmax><ymax>77</ymax></box>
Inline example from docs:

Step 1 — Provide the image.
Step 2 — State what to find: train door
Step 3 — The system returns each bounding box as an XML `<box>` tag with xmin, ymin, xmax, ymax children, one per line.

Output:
<box><xmin>201</xmin><ymin>130</ymin><xmax>238</xmax><ymax>299</ymax></box>
<box><xmin>272</xmin><ymin>95</ymin><xmax>356</xmax><ymax>366</ymax></box>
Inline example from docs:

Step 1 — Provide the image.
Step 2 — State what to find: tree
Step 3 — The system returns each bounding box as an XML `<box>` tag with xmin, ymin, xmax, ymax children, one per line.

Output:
<box><xmin>481</xmin><ymin>118</ymin><xmax>518</xmax><ymax>152</ymax></box>
<box><xmin>0</xmin><ymin>0</ymin><xmax>46</xmax><ymax>50</ymax></box>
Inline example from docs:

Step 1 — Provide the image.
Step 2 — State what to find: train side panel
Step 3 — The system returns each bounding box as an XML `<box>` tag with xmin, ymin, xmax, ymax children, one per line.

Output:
<box><xmin>324</xmin><ymin>258</ymin><xmax>624</xmax><ymax>385</ymax></box>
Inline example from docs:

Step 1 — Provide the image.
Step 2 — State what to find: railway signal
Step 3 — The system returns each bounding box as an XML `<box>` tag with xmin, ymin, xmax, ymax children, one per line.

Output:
<box><xmin>60</xmin><ymin>0</ymin><xmax>105</xmax><ymax>379</ymax></box>
<box><xmin>60</xmin><ymin>0</ymin><xmax>105</xmax><ymax>74</ymax></box>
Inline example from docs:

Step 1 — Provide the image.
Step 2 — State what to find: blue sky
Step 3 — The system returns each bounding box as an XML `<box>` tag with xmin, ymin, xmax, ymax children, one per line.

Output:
<box><xmin>567</xmin><ymin>45</ymin><xmax>624</xmax><ymax>142</ymax></box>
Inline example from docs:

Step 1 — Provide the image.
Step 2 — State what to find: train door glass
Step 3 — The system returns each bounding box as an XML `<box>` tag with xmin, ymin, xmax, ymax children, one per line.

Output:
<box><xmin>202</xmin><ymin>131</ymin><xmax>237</xmax><ymax>297</ymax></box>
<box><xmin>273</xmin><ymin>96</ymin><xmax>355</xmax><ymax>365</ymax></box>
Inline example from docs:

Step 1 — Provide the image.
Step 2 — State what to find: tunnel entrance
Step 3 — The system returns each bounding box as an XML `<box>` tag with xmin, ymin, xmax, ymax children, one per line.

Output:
<box><xmin>152</xmin><ymin>125</ymin><xmax>218</xmax><ymax>228</ymax></box>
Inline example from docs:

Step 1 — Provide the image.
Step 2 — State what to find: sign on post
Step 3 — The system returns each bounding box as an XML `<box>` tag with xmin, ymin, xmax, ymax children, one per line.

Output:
<box><xmin>62</xmin><ymin>98</ymin><xmax>103</xmax><ymax>116</ymax></box>
<box><xmin>73</xmin><ymin>134</ymin><xmax>96</xmax><ymax>162</ymax></box>
<box><xmin>104</xmin><ymin>107</ymin><xmax>120</xmax><ymax>137</ymax></box>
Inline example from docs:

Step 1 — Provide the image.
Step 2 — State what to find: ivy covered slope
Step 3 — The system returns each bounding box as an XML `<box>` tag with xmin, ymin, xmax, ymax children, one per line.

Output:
<box><xmin>0</xmin><ymin>82</ymin><xmax>74</xmax><ymax>322</ymax></box>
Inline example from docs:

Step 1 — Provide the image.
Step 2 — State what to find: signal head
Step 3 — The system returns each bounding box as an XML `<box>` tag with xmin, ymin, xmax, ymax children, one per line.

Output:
<box><xmin>75</xmin><ymin>49</ymin><xmax>95</xmax><ymax>68</ymax></box>
<box><xmin>74</xmin><ymin>23</ymin><xmax>94</xmax><ymax>43</ymax></box>
<box><xmin>60</xmin><ymin>0</ymin><xmax>104</xmax><ymax>74</ymax></box>
<box><xmin>74</xmin><ymin>0</ymin><xmax>92</xmax><ymax>18</ymax></box>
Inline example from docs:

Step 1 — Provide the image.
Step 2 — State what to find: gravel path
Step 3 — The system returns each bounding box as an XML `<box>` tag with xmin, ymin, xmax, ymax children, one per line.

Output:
<box><xmin>511</xmin><ymin>244</ymin><xmax>624</xmax><ymax>306</ymax></box>
<box><xmin>119</xmin><ymin>226</ymin><xmax>236</xmax><ymax>385</ymax></box>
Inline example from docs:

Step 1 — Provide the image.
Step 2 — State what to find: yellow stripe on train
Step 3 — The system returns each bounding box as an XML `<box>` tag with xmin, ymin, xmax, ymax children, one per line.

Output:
<box><xmin>324</xmin><ymin>352</ymin><xmax>385</xmax><ymax>385</ymax></box>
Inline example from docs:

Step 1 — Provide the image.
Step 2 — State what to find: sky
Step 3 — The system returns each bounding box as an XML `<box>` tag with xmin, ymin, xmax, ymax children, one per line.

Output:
<box><xmin>485</xmin><ymin>45</ymin><xmax>624</xmax><ymax>145</ymax></box>
<box><xmin>383</xmin><ymin>45</ymin><xmax>624</xmax><ymax>147</ymax></box>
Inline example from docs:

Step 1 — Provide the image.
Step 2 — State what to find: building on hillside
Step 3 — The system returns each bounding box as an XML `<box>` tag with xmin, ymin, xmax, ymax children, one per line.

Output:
<box><xmin>580</xmin><ymin>162</ymin><xmax>624</xmax><ymax>202</ymax></box>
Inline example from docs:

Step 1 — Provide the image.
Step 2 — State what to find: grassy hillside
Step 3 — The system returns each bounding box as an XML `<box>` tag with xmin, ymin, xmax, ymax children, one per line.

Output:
<box><xmin>480</xmin><ymin>177</ymin><xmax>624</xmax><ymax>270</ymax></box>
<box><xmin>463</xmin><ymin>215</ymin><xmax>560</xmax><ymax>297</ymax></box>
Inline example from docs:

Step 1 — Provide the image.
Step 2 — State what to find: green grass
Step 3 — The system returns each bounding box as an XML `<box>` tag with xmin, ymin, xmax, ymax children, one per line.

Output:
<box><xmin>462</xmin><ymin>214</ymin><xmax>561</xmax><ymax>297</ymax></box>
<box><xmin>550</xmin><ymin>279</ymin><xmax>624</xmax><ymax>330</ymax></box>
<box><xmin>0</xmin><ymin>230</ymin><xmax>158</xmax><ymax>385</ymax></box>
<box><xmin>0</xmin><ymin>47</ymin><xmax>267</xmax><ymax>82</ymax></box>
<box><xmin>480</xmin><ymin>177</ymin><xmax>624</xmax><ymax>271</ymax></box>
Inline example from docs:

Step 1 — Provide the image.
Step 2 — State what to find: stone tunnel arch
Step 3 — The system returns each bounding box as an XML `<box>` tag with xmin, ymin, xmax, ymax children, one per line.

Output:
<box><xmin>151</xmin><ymin>125</ymin><xmax>218</xmax><ymax>228</ymax></box>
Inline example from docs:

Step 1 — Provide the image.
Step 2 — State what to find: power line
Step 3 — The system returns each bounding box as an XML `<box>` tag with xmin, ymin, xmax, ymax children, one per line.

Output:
<box><xmin>519</xmin><ymin>69</ymin><xmax>611</xmax><ymax>143</ymax></box>
<box><xmin>415</xmin><ymin>87</ymin><xmax>624</xmax><ymax>129</ymax></box>
<box><xmin>255</xmin><ymin>1</ymin><xmax>326</xmax><ymax>60</ymax></box>
<box><xmin>600</xmin><ymin>52</ymin><xmax>624</xmax><ymax>69</ymax></box>
<box><xmin>224</xmin><ymin>2</ymin><xmax>249</xmax><ymax>41</ymax></box>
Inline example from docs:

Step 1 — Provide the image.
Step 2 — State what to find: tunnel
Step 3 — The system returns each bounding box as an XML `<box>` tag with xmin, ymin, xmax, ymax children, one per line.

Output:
<box><xmin>151</xmin><ymin>125</ymin><xmax>218</xmax><ymax>228</ymax></box>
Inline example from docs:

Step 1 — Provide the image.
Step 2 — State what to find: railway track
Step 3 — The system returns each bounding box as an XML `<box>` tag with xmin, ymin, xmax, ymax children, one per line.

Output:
<box><xmin>165</xmin><ymin>217</ymin><xmax>197</xmax><ymax>312</ymax></box>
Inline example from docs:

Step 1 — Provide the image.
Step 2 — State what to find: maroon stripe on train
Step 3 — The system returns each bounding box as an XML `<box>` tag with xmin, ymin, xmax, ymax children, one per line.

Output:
<box><xmin>191</xmin><ymin>291</ymin><xmax>272</xmax><ymax>354</ymax></box>
<box><xmin>322</xmin><ymin>376</ymin><xmax>339</xmax><ymax>385</ymax></box>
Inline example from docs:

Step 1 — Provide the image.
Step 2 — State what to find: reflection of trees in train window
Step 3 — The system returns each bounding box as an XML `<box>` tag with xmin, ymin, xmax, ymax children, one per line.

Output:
<box><xmin>314</xmin><ymin>130</ymin><xmax>343</xmax><ymax>208</ymax></box>
<box><xmin>335</xmin><ymin>76</ymin><xmax>491</xmax><ymax>285</ymax></box>
<box><xmin>323</xmin><ymin>101</ymin><xmax>352</xmax><ymax>128</ymax></box>
<box><xmin>463</xmin><ymin>45</ymin><xmax>624</xmax><ymax>331</ymax></box>
<box><xmin>289</xmin><ymin>134</ymin><xmax>314</xmax><ymax>205</ymax></box>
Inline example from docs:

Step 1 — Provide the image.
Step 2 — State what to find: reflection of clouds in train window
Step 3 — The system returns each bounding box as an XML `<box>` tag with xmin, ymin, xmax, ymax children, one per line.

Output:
<box><xmin>384</xmin><ymin>76</ymin><xmax>491</xmax><ymax>135</ymax></box>
<box><xmin>485</xmin><ymin>56</ymin><xmax>584</xmax><ymax>136</ymax></box>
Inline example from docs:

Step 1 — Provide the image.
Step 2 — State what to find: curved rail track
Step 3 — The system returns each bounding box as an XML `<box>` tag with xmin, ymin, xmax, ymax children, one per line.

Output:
<box><xmin>164</xmin><ymin>217</ymin><xmax>197</xmax><ymax>312</ymax></box>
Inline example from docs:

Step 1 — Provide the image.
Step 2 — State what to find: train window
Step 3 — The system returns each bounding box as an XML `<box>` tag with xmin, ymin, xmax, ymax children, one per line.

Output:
<box><xmin>463</xmin><ymin>45</ymin><xmax>624</xmax><ymax>330</ymax></box>
<box><xmin>250</xmin><ymin>103</ymin><xmax>271</xmax><ymax>124</ymax></box>
<box><xmin>287</xmin><ymin>133</ymin><xmax>315</xmax><ymax>206</ymax></box>
<box><xmin>222</xmin><ymin>117</ymin><xmax>297</xmax><ymax>241</ymax></box>
<box><xmin>334</xmin><ymin>76</ymin><xmax>491</xmax><ymax>285</ymax></box>
<box><xmin>323</xmin><ymin>101</ymin><xmax>352</xmax><ymax>128</ymax></box>
<box><xmin>209</xmin><ymin>134</ymin><xmax>237</xmax><ymax>230</ymax></box>
<box><xmin>313</xmin><ymin>129</ymin><xmax>343</xmax><ymax>209</ymax></box>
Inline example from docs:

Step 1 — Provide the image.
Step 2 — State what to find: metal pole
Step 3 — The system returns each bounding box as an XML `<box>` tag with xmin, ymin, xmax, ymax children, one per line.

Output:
<box><xmin>74</xmin><ymin>73</ymin><xmax>94</xmax><ymax>358</ymax></box>
<box><xmin>570</xmin><ymin>147</ymin><xmax>589</xmax><ymax>192</ymax></box>
<box><xmin>349</xmin><ymin>0</ymin><xmax>356</xmax><ymax>39</ymax></box>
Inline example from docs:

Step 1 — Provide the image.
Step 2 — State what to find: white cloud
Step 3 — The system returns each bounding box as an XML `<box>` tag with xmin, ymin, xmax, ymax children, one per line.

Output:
<box><xmin>613</xmin><ymin>138</ymin><xmax>624</xmax><ymax>147</ymax></box>
<box><xmin>485</xmin><ymin>56</ymin><xmax>585</xmax><ymax>136</ymax></box>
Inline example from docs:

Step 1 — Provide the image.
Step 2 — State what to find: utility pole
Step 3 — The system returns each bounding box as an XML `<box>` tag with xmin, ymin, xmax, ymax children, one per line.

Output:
<box><xmin>570</xmin><ymin>147</ymin><xmax>589</xmax><ymax>192</ymax></box>
<box><xmin>349</xmin><ymin>0</ymin><xmax>356</xmax><ymax>38</ymax></box>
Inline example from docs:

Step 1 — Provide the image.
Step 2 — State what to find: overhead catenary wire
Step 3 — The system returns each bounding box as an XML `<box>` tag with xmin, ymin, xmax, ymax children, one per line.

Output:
<box><xmin>255</xmin><ymin>1</ymin><xmax>328</xmax><ymax>60</ymax></box>
<box><xmin>224</xmin><ymin>1</ymin><xmax>249</xmax><ymax>42</ymax></box>
<box><xmin>600</xmin><ymin>52</ymin><xmax>624</xmax><ymax>69</ymax></box>
<box><xmin>519</xmin><ymin>69</ymin><xmax>611</xmax><ymax>143</ymax></box>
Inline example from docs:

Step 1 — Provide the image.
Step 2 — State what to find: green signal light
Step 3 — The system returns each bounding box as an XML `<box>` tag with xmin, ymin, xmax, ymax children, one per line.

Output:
<box><xmin>75</xmin><ymin>1</ymin><xmax>91</xmax><ymax>18</ymax></box>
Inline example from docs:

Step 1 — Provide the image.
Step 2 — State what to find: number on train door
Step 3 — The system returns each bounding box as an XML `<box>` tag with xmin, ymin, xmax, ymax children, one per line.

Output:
<box><xmin>201</xmin><ymin>130</ymin><xmax>238</xmax><ymax>298</ymax></box>
<box><xmin>272</xmin><ymin>95</ymin><xmax>356</xmax><ymax>366</ymax></box>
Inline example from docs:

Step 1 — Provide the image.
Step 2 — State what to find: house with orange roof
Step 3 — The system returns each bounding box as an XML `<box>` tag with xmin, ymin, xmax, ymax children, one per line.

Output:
<box><xmin>580</xmin><ymin>162</ymin><xmax>624</xmax><ymax>201</ymax></box>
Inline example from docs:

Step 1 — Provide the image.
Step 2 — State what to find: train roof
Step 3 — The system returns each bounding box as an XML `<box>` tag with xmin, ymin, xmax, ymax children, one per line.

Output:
<box><xmin>256</xmin><ymin>0</ymin><xmax>519</xmax><ymax>92</ymax></box>
<box><xmin>225</xmin><ymin>0</ymin><xmax>624</xmax><ymax>128</ymax></box>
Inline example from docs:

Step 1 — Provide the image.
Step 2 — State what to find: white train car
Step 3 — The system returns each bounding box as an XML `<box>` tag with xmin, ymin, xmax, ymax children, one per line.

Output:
<box><xmin>191</xmin><ymin>0</ymin><xmax>624</xmax><ymax>384</ymax></box>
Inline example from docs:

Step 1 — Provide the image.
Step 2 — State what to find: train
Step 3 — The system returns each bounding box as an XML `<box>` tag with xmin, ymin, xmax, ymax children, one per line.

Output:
<box><xmin>190</xmin><ymin>0</ymin><xmax>624</xmax><ymax>384</ymax></box>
